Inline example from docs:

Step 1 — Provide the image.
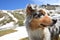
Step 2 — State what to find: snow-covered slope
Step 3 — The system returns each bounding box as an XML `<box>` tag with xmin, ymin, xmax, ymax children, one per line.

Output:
<box><xmin>0</xmin><ymin>9</ymin><xmax>25</xmax><ymax>30</ymax></box>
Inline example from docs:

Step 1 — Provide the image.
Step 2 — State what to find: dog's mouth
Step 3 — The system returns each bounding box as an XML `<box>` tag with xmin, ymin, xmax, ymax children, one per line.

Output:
<box><xmin>40</xmin><ymin>24</ymin><xmax>53</xmax><ymax>27</ymax></box>
<box><xmin>40</xmin><ymin>24</ymin><xmax>48</xmax><ymax>27</ymax></box>
<box><xmin>40</xmin><ymin>23</ymin><xmax>54</xmax><ymax>27</ymax></box>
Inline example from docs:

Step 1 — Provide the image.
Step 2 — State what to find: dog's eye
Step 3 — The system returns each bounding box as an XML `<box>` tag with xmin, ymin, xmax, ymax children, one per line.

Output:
<box><xmin>33</xmin><ymin>13</ymin><xmax>37</xmax><ymax>16</ymax></box>
<box><xmin>37</xmin><ymin>13</ymin><xmax>44</xmax><ymax>18</ymax></box>
<box><xmin>38</xmin><ymin>15</ymin><xmax>41</xmax><ymax>17</ymax></box>
<box><xmin>39</xmin><ymin>13</ymin><xmax>45</xmax><ymax>16</ymax></box>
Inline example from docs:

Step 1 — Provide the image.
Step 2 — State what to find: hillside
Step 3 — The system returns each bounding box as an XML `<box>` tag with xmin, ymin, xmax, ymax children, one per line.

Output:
<box><xmin>0</xmin><ymin>9</ymin><xmax>25</xmax><ymax>30</ymax></box>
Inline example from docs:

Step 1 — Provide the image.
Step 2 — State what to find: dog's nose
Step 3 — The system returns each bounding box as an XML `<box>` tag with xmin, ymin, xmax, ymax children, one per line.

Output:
<box><xmin>52</xmin><ymin>19</ymin><xmax>57</xmax><ymax>25</ymax></box>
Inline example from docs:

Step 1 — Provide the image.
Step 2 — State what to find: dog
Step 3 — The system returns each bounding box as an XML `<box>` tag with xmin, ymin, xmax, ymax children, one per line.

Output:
<box><xmin>25</xmin><ymin>4</ymin><xmax>57</xmax><ymax>40</ymax></box>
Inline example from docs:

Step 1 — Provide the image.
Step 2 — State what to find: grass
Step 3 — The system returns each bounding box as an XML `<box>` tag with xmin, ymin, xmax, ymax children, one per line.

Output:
<box><xmin>17</xmin><ymin>20</ymin><xmax>24</xmax><ymax>26</ymax></box>
<box><xmin>12</xmin><ymin>13</ymin><xmax>25</xmax><ymax>26</ymax></box>
<box><xmin>59</xmin><ymin>37</ymin><xmax>60</xmax><ymax>40</ymax></box>
<box><xmin>0</xmin><ymin>29</ymin><xmax>17</xmax><ymax>37</ymax></box>
<box><xmin>20</xmin><ymin>37</ymin><xmax>60</xmax><ymax>40</ymax></box>
<box><xmin>12</xmin><ymin>13</ymin><xmax>25</xmax><ymax>20</ymax></box>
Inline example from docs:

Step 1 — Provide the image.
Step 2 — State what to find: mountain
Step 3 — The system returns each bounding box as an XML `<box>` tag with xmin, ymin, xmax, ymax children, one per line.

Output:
<box><xmin>0</xmin><ymin>9</ymin><xmax>25</xmax><ymax>30</ymax></box>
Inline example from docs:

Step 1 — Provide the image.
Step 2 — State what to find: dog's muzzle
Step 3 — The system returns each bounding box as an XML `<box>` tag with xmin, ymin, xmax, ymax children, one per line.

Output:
<box><xmin>40</xmin><ymin>19</ymin><xmax>57</xmax><ymax>27</ymax></box>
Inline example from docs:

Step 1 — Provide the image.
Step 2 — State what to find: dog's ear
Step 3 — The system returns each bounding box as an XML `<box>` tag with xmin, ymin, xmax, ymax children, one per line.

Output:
<box><xmin>26</xmin><ymin>4</ymin><xmax>34</xmax><ymax>15</ymax></box>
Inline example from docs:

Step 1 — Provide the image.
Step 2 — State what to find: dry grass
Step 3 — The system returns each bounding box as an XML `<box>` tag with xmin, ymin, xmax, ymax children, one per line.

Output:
<box><xmin>59</xmin><ymin>37</ymin><xmax>60</xmax><ymax>40</ymax></box>
<box><xmin>20</xmin><ymin>37</ymin><xmax>60</xmax><ymax>40</ymax></box>
<box><xmin>0</xmin><ymin>29</ymin><xmax>17</xmax><ymax>37</ymax></box>
<box><xmin>20</xmin><ymin>37</ymin><xmax>28</xmax><ymax>40</ymax></box>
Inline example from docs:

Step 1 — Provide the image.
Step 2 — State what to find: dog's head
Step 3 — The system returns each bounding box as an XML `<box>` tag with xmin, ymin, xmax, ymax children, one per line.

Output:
<box><xmin>26</xmin><ymin>4</ymin><xmax>57</xmax><ymax>30</ymax></box>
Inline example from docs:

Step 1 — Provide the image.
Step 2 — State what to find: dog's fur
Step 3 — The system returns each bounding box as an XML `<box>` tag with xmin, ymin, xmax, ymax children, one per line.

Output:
<box><xmin>25</xmin><ymin>4</ymin><xmax>57</xmax><ymax>40</ymax></box>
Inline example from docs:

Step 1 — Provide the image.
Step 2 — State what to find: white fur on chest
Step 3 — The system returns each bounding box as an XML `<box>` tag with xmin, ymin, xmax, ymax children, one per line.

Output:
<box><xmin>29</xmin><ymin>28</ymin><xmax>44</xmax><ymax>38</ymax></box>
<box><xmin>27</xmin><ymin>27</ymin><xmax>51</xmax><ymax>40</ymax></box>
<box><xmin>44</xmin><ymin>27</ymin><xmax>51</xmax><ymax>40</ymax></box>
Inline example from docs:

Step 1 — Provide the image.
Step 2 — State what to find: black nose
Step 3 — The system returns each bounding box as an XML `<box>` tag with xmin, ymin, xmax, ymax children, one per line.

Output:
<box><xmin>52</xmin><ymin>19</ymin><xmax>57</xmax><ymax>25</ymax></box>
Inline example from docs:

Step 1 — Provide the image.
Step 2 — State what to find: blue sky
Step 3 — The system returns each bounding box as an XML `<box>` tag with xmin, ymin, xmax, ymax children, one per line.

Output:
<box><xmin>0</xmin><ymin>0</ymin><xmax>34</xmax><ymax>10</ymax></box>
<box><xmin>0</xmin><ymin>0</ymin><xmax>60</xmax><ymax>10</ymax></box>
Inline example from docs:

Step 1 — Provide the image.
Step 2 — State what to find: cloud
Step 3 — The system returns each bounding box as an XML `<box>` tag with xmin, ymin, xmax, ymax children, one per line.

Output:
<box><xmin>30</xmin><ymin>0</ymin><xmax>60</xmax><ymax>5</ymax></box>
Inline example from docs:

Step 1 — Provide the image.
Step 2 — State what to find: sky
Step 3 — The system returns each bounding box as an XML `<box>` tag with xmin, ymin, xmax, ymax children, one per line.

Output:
<box><xmin>0</xmin><ymin>0</ymin><xmax>60</xmax><ymax>10</ymax></box>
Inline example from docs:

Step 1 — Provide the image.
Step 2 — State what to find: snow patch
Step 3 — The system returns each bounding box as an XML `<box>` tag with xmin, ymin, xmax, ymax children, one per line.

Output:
<box><xmin>0</xmin><ymin>16</ymin><xmax>5</xmax><ymax>21</ymax></box>
<box><xmin>0</xmin><ymin>22</ymin><xmax>15</xmax><ymax>30</ymax></box>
